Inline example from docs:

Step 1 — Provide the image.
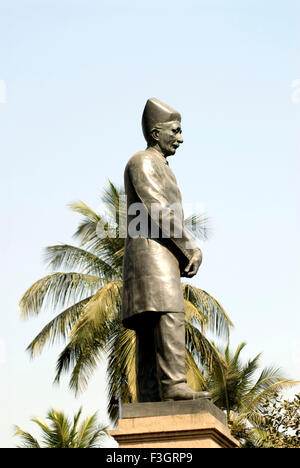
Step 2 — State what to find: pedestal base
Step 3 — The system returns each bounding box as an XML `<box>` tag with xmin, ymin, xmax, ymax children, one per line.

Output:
<box><xmin>110</xmin><ymin>400</ymin><xmax>239</xmax><ymax>448</ymax></box>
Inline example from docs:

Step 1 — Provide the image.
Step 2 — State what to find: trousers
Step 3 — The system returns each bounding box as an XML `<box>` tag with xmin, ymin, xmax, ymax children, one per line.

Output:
<box><xmin>135</xmin><ymin>311</ymin><xmax>187</xmax><ymax>402</ymax></box>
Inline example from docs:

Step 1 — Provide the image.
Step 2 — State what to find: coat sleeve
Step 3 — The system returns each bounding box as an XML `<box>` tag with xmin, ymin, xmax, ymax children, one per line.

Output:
<box><xmin>127</xmin><ymin>153</ymin><xmax>200</xmax><ymax>263</ymax></box>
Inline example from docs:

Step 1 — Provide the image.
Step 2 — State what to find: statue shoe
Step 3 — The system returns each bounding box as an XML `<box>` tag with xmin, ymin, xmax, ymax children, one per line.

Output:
<box><xmin>162</xmin><ymin>383</ymin><xmax>211</xmax><ymax>401</ymax></box>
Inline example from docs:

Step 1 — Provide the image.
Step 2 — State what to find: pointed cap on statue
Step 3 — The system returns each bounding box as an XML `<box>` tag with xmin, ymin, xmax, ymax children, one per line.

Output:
<box><xmin>142</xmin><ymin>97</ymin><xmax>181</xmax><ymax>141</ymax></box>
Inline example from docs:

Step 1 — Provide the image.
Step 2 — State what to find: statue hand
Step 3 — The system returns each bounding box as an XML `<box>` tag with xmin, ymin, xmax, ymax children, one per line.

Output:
<box><xmin>183</xmin><ymin>249</ymin><xmax>202</xmax><ymax>278</ymax></box>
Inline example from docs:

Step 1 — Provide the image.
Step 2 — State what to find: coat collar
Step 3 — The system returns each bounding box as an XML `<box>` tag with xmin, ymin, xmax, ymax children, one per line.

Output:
<box><xmin>146</xmin><ymin>147</ymin><xmax>169</xmax><ymax>165</ymax></box>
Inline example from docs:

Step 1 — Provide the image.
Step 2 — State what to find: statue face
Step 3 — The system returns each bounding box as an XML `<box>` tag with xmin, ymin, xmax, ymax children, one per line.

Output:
<box><xmin>155</xmin><ymin>121</ymin><xmax>183</xmax><ymax>156</ymax></box>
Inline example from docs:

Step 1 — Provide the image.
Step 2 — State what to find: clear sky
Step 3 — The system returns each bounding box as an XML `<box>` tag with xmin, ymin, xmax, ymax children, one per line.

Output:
<box><xmin>1</xmin><ymin>0</ymin><xmax>299</xmax><ymax>448</ymax></box>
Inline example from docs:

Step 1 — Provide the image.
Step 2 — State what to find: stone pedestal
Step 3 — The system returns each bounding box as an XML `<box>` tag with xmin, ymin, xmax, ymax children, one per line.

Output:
<box><xmin>110</xmin><ymin>400</ymin><xmax>239</xmax><ymax>448</ymax></box>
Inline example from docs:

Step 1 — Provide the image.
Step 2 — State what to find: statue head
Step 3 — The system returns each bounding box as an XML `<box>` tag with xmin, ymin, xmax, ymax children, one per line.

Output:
<box><xmin>142</xmin><ymin>98</ymin><xmax>183</xmax><ymax>156</ymax></box>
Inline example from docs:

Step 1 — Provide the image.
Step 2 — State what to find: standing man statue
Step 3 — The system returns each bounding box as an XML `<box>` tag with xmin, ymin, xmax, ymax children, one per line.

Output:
<box><xmin>122</xmin><ymin>98</ymin><xmax>210</xmax><ymax>402</ymax></box>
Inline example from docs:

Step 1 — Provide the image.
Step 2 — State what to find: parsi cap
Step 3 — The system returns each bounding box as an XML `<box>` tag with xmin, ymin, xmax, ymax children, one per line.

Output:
<box><xmin>142</xmin><ymin>97</ymin><xmax>181</xmax><ymax>141</ymax></box>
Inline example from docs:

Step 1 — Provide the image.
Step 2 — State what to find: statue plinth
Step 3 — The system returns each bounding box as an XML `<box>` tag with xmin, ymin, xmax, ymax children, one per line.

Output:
<box><xmin>110</xmin><ymin>400</ymin><xmax>239</xmax><ymax>449</ymax></box>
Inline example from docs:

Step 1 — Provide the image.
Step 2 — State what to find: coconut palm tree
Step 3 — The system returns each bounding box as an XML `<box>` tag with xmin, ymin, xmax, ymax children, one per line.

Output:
<box><xmin>19</xmin><ymin>182</ymin><xmax>233</xmax><ymax>422</ymax></box>
<box><xmin>14</xmin><ymin>407</ymin><xmax>109</xmax><ymax>448</ymax></box>
<box><xmin>203</xmin><ymin>342</ymin><xmax>297</xmax><ymax>447</ymax></box>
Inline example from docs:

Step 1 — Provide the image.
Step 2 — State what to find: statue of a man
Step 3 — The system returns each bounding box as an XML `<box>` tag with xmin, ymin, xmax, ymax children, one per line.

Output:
<box><xmin>122</xmin><ymin>98</ymin><xmax>210</xmax><ymax>402</ymax></box>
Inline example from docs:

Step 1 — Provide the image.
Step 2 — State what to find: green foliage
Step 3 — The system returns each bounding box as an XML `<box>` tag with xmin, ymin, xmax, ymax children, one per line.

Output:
<box><xmin>203</xmin><ymin>343</ymin><xmax>298</xmax><ymax>448</ymax></box>
<box><xmin>19</xmin><ymin>181</ymin><xmax>299</xmax><ymax>448</ymax></box>
<box><xmin>256</xmin><ymin>393</ymin><xmax>300</xmax><ymax>448</ymax></box>
<box><xmin>19</xmin><ymin>181</ymin><xmax>232</xmax><ymax>423</ymax></box>
<box><xmin>14</xmin><ymin>408</ymin><xmax>108</xmax><ymax>448</ymax></box>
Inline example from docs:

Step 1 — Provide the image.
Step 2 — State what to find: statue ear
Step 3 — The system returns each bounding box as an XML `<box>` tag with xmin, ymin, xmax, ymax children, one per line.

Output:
<box><xmin>150</xmin><ymin>128</ymin><xmax>160</xmax><ymax>142</ymax></box>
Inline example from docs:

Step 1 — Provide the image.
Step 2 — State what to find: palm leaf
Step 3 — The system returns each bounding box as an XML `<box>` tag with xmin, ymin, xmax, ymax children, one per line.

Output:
<box><xmin>45</xmin><ymin>409</ymin><xmax>71</xmax><ymax>448</ymax></box>
<box><xmin>45</xmin><ymin>244</ymin><xmax>116</xmax><ymax>278</ymax></box>
<box><xmin>69</xmin><ymin>407</ymin><xmax>83</xmax><ymax>445</ymax></box>
<box><xmin>246</xmin><ymin>366</ymin><xmax>289</xmax><ymax>399</ymax></box>
<box><xmin>182</xmin><ymin>283</ymin><xmax>233</xmax><ymax>339</ymax></box>
<box><xmin>184</xmin><ymin>299</ymin><xmax>207</xmax><ymax>331</ymax></box>
<box><xmin>106</xmin><ymin>318</ymin><xmax>137</xmax><ymax>423</ymax></box>
<box><xmin>85</xmin><ymin>424</ymin><xmax>109</xmax><ymax>448</ymax></box>
<box><xmin>101</xmin><ymin>181</ymin><xmax>125</xmax><ymax>221</ymax></box>
<box><xmin>30</xmin><ymin>416</ymin><xmax>58</xmax><ymax>448</ymax></box>
<box><xmin>70</xmin><ymin>197</ymin><xmax>124</xmax><ymax>265</ymax></box>
<box><xmin>26</xmin><ymin>297</ymin><xmax>92</xmax><ymax>357</ymax></box>
<box><xmin>76</xmin><ymin>413</ymin><xmax>98</xmax><ymax>447</ymax></box>
<box><xmin>184</xmin><ymin>213</ymin><xmax>211</xmax><ymax>241</ymax></box>
<box><xmin>14</xmin><ymin>426</ymin><xmax>41</xmax><ymax>448</ymax></box>
<box><xmin>70</xmin><ymin>280</ymin><xmax>122</xmax><ymax>336</ymax></box>
<box><xmin>19</xmin><ymin>273</ymin><xmax>103</xmax><ymax>319</ymax></box>
<box><xmin>185</xmin><ymin>349</ymin><xmax>207</xmax><ymax>391</ymax></box>
<box><xmin>230</xmin><ymin>342</ymin><xmax>247</xmax><ymax>367</ymax></box>
<box><xmin>235</xmin><ymin>354</ymin><xmax>262</xmax><ymax>404</ymax></box>
<box><xmin>69</xmin><ymin>200</ymin><xmax>100</xmax><ymax>223</ymax></box>
<box><xmin>54</xmin><ymin>318</ymin><xmax>110</xmax><ymax>393</ymax></box>
<box><xmin>14</xmin><ymin>408</ymin><xmax>108</xmax><ymax>448</ymax></box>
<box><xmin>185</xmin><ymin>321</ymin><xmax>224</xmax><ymax>371</ymax></box>
<box><xmin>67</xmin><ymin>336</ymin><xmax>106</xmax><ymax>395</ymax></box>
<box><xmin>245</xmin><ymin>377</ymin><xmax>298</xmax><ymax>413</ymax></box>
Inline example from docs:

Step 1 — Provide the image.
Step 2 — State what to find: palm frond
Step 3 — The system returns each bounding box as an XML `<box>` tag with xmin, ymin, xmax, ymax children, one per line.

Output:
<box><xmin>75</xmin><ymin>412</ymin><xmax>109</xmax><ymax>448</ymax></box>
<box><xmin>245</xmin><ymin>426</ymin><xmax>273</xmax><ymax>448</ymax></box>
<box><xmin>70</xmin><ymin>201</ymin><xmax>115</xmax><ymax>254</ymax></box>
<box><xmin>45</xmin><ymin>244</ymin><xmax>116</xmax><ymax>278</ymax></box>
<box><xmin>101</xmin><ymin>181</ymin><xmax>126</xmax><ymax>222</ymax></box>
<box><xmin>73</xmin><ymin>218</ymin><xmax>100</xmax><ymax>246</ymax></box>
<box><xmin>19</xmin><ymin>273</ymin><xmax>103</xmax><ymax>319</ymax></box>
<box><xmin>235</xmin><ymin>354</ymin><xmax>262</xmax><ymax>402</ymax></box>
<box><xmin>184</xmin><ymin>212</ymin><xmax>211</xmax><ymax>241</ymax></box>
<box><xmin>185</xmin><ymin>321</ymin><xmax>225</xmax><ymax>372</ymax></box>
<box><xmin>70</xmin><ymin>407</ymin><xmax>83</xmax><ymax>445</ymax></box>
<box><xmin>245</xmin><ymin>377</ymin><xmax>298</xmax><ymax>413</ymax></box>
<box><xmin>46</xmin><ymin>409</ymin><xmax>71</xmax><ymax>448</ymax></box>
<box><xmin>26</xmin><ymin>297</ymin><xmax>92</xmax><ymax>357</ymax></box>
<box><xmin>76</xmin><ymin>413</ymin><xmax>98</xmax><ymax>447</ymax></box>
<box><xmin>246</xmin><ymin>366</ymin><xmax>288</xmax><ymax>400</ymax></box>
<box><xmin>85</xmin><ymin>424</ymin><xmax>109</xmax><ymax>448</ymax></box>
<box><xmin>230</xmin><ymin>342</ymin><xmax>248</xmax><ymax>367</ymax></box>
<box><xmin>14</xmin><ymin>426</ymin><xmax>41</xmax><ymax>448</ymax></box>
<box><xmin>54</xmin><ymin>316</ymin><xmax>110</xmax><ymax>393</ymax></box>
<box><xmin>30</xmin><ymin>416</ymin><xmax>58</xmax><ymax>448</ymax></box>
<box><xmin>70</xmin><ymin>280</ymin><xmax>122</xmax><ymax>336</ymax></box>
<box><xmin>185</xmin><ymin>349</ymin><xmax>207</xmax><ymax>392</ymax></box>
<box><xmin>14</xmin><ymin>408</ymin><xmax>108</xmax><ymax>448</ymax></box>
<box><xmin>69</xmin><ymin>200</ymin><xmax>100</xmax><ymax>223</ymax></box>
<box><xmin>74</xmin><ymin>220</ymin><xmax>124</xmax><ymax>274</ymax></box>
<box><xmin>182</xmin><ymin>283</ymin><xmax>233</xmax><ymax>339</ymax></box>
<box><xmin>70</xmin><ymin>198</ymin><xmax>124</xmax><ymax>263</ymax></box>
<box><xmin>184</xmin><ymin>299</ymin><xmax>206</xmax><ymax>331</ymax></box>
<box><xmin>106</xmin><ymin>318</ymin><xmax>137</xmax><ymax>423</ymax></box>
<box><xmin>67</xmin><ymin>337</ymin><xmax>105</xmax><ymax>395</ymax></box>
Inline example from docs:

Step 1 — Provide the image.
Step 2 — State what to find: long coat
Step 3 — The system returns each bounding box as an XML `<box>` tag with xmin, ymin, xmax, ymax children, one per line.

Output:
<box><xmin>122</xmin><ymin>147</ymin><xmax>199</xmax><ymax>329</ymax></box>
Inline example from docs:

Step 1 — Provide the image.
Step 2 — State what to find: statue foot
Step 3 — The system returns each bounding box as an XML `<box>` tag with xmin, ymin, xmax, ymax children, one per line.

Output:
<box><xmin>162</xmin><ymin>383</ymin><xmax>211</xmax><ymax>401</ymax></box>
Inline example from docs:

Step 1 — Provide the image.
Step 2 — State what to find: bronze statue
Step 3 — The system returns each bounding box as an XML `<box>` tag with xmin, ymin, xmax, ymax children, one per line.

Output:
<box><xmin>122</xmin><ymin>98</ymin><xmax>210</xmax><ymax>402</ymax></box>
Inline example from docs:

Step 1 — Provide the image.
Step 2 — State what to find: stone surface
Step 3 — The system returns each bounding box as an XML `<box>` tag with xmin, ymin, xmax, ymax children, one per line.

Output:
<box><xmin>111</xmin><ymin>401</ymin><xmax>239</xmax><ymax>449</ymax></box>
<box><xmin>122</xmin><ymin>399</ymin><xmax>226</xmax><ymax>425</ymax></box>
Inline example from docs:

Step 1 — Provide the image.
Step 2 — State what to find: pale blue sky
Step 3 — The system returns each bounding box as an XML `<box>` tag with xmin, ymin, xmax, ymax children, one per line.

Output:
<box><xmin>1</xmin><ymin>0</ymin><xmax>299</xmax><ymax>447</ymax></box>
